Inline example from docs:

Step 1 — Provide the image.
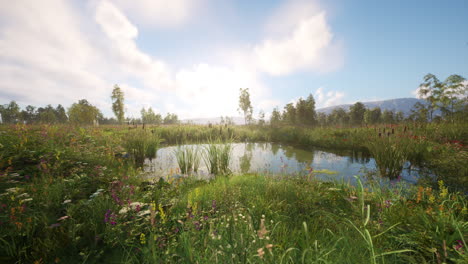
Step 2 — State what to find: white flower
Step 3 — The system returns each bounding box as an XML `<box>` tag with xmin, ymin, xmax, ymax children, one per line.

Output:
<box><xmin>119</xmin><ymin>207</ymin><xmax>130</xmax><ymax>215</ymax></box>
<box><xmin>17</xmin><ymin>193</ymin><xmax>29</xmax><ymax>198</ymax></box>
<box><xmin>62</xmin><ymin>199</ymin><xmax>72</xmax><ymax>204</ymax></box>
<box><xmin>5</xmin><ymin>187</ymin><xmax>19</xmax><ymax>193</ymax></box>
<box><xmin>129</xmin><ymin>202</ymin><xmax>146</xmax><ymax>210</ymax></box>
<box><xmin>21</xmin><ymin>198</ymin><xmax>33</xmax><ymax>203</ymax></box>
<box><xmin>137</xmin><ymin>210</ymin><xmax>151</xmax><ymax>217</ymax></box>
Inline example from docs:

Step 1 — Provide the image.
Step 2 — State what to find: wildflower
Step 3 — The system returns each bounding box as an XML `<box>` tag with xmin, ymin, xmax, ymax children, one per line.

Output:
<box><xmin>384</xmin><ymin>200</ymin><xmax>392</xmax><ymax>208</ymax></box>
<box><xmin>158</xmin><ymin>204</ymin><xmax>167</xmax><ymax>223</ymax></box>
<box><xmin>137</xmin><ymin>210</ymin><xmax>151</xmax><ymax>217</ymax></box>
<box><xmin>57</xmin><ymin>216</ymin><xmax>69</xmax><ymax>221</ymax></box>
<box><xmin>438</xmin><ymin>180</ymin><xmax>448</xmax><ymax>198</ymax></box>
<box><xmin>257</xmin><ymin>219</ymin><xmax>268</xmax><ymax>239</ymax></box>
<box><xmin>256</xmin><ymin>247</ymin><xmax>265</xmax><ymax>259</ymax></box>
<box><xmin>140</xmin><ymin>233</ymin><xmax>146</xmax><ymax>245</ymax></box>
<box><xmin>62</xmin><ymin>199</ymin><xmax>72</xmax><ymax>205</ymax></box>
<box><xmin>416</xmin><ymin>186</ymin><xmax>424</xmax><ymax>203</ymax></box>
<box><xmin>104</xmin><ymin>209</ymin><xmax>117</xmax><ymax>225</ymax></box>
<box><xmin>266</xmin><ymin>244</ymin><xmax>273</xmax><ymax>252</ymax></box>
<box><xmin>428</xmin><ymin>195</ymin><xmax>436</xmax><ymax>203</ymax></box>
<box><xmin>119</xmin><ymin>207</ymin><xmax>129</xmax><ymax>215</ymax></box>
<box><xmin>211</xmin><ymin>200</ymin><xmax>217</xmax><ymax>211</ymax></box>
<box><xmin>20</xmin><ymin>198</ymin><xmax>33</xmax><ymax>203</ymax></box>
<box><xmin>17</xmin><ymin>193</ymin><xmax>29</xmax><ymax>198</ymax></box>
<box><xmin>454</xmin><ymin>240</ymin><xmax>465</xmax><ymax>253</ymax></box>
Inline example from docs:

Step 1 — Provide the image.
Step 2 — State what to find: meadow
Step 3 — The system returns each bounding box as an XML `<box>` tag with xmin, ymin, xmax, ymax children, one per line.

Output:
<box><xmin>0</xmin><ymin>123</ymin><xmax>466</xmax><ymax>263</ymax></box>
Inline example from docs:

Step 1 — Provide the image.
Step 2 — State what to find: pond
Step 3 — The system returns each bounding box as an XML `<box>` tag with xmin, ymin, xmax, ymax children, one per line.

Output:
<box><xmin>144</xmin><ymin>142</ymin><xmax>422</xmax><ymax>185</ymax></box>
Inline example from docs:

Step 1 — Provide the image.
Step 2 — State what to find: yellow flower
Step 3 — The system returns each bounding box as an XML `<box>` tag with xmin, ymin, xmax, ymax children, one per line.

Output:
<box><xmin>140</xmin><ymin>233</ymin><xmax>146</xmax><ymax>245</ymax></box>
<box><xmin>158</xmin><ymin>204</ymin><xmax>166</xmax><ymax>223</ymax></box>
<box><xmin>438</xmin><ymin>180</ymin><xmax>448</xmax><ymax>199</ymax></box>
<box><xmin>428</xmin><ymin>195</ymin><xmax>436</xmax><ymax>203</ymax></box>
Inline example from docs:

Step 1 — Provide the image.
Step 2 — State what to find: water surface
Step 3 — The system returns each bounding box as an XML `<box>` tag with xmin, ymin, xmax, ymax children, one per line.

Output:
<box><xmin>144</xmin><ymin>143</ymin><xmax>420</xmax><ymax>184</ymax></box>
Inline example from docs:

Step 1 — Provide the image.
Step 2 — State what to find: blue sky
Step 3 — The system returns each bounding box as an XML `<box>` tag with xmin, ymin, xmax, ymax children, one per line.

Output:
<box><xmin>0</xmin><ymin>0</ymin><xmax>467</xmax><ymax>119</ymax></box>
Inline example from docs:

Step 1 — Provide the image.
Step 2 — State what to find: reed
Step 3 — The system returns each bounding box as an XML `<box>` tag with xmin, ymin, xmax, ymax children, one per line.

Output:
<box><xmin>174</xmin><ymin>145</ymin><xmax>201</xmax><ymax>174</ymax></box>
<box><xmin>202</xmin><ymin>138</ymin><xmax>233</xmax><ymax>176</ymax></box>
<box><xmin>123</xmin><ymin>130</ymin><xmax>160</xmax><ymax>166</ymax></box>
<box><xmin>365</xmin><ymin>134</ymin><xmax>410</xmax><ymax>179</ymax></box>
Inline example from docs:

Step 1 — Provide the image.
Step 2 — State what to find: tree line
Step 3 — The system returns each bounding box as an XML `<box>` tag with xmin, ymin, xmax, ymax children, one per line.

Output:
<box><xmin>253</xmin><ymin>73</ymin><xmax>466</xmax><ymax>127</ymax></box>
<box><xmin>0</xmin><ymin>85</ymin><xmax>179</xmax><ymax>125</ymax></box>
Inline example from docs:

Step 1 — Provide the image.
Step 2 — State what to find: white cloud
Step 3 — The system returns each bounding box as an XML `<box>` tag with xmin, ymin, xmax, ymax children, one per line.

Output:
<box><xmin>95</xmin><ymin>0</ymin><xmax>174</xmax><ymax>90</ymax></box>
<box><xmin>314</xmin><ymin>87</ymin><xmax>345</xmax><ymax>108</ymax></box>
<box><xmin>0</xmin><ymin>0</ymin><xmax>110</xmax><ymax>108</ymax></box>
<box><xmin>253</xmin><ymin>0</ymin><xmax>342</xmax><ymax>76</ymax></box>
<box><xmin>112</xmin><ymin>0</ymin><xmax>198</xmax><ymax>27</ymax></box>
<box><xmin>174</xmin><ymin>63</ymin><xmax>267</xmax><ymax>118</ymax></box>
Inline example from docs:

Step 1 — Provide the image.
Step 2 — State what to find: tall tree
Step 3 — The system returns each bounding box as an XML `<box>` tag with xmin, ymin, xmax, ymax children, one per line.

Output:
<box><xmin>418</xmin><ymin>74</ymin><xmax>441</xmax><ymax>121</ymax></box>
<box><xmin>111</xmin><ymin>85</ymin><xmax>125</xmax><ymax>124</ymax></box>
<box><xmin>141</xmin><ymin>107</ymin><xmax>162</xmax><ymax>125</ymax></box>
<box><xmin>409</xmin><ymin>102</ymin><xmax>429</xmax><ymax>123</ymax></box>
<box><xmin>330</xmin><ymin>108</ymin><xmax>349</xmax><ymax>126</ymax></box>
<box><xmin>440</xmin><ymin>75</ymin><xmax>467</xmax><ymax>122</ymax></box>
<box><xmin>238</xmin><ymin>88</ymin><xmax>253</xmax><ymax>125</ymax></box>
<box><xmin>349</xmin><ymin>102</ymin><xmax>366</xmax><ymax>125</ymax></box>
<box><xmin>282</xmin><ymin>103</ymin><xmax>296</xmax><ymax>125</ymax></box>
<box><xmin>0</xmin><ymin>101</ymin><xmax>20</xmax><ymax>123</ymax></box>
<box><xmin>364</xmin><ymin>107</ymin><xmax>381</xmax><ymax>124</ymax></box>
<box><xmin>270</xmin><ymin>107</ymin><xmax>282</xmax><ymax>126</ymax></box>
<box><xmin>257</xmin><ymin>110</ymin><xmax>265</xmax><ymax>125</ymax></box>
<box><xmin>68</xmin><ymin>99</ymin><xmax>102</xmax><ymax>125</ymax></box>
<box><xmin>295</xmin><ymin>98</ymin><xmax>308</xmax><ymax>125</ymax></box>
<box><xmin>395</xmin><ymin>111</ymin><xmax>405</xmax><ymax>123</ymax></box>
<box><xmin>381</xmin><ymin>110</ymin><xmax>395</xmax><ymax>124</ymax></box>
<box><xmin>55</xmin><ymin>104</ymin><xmax>68</xmax><ymax>123</ymax></box>
<box><xmin>38</xmin><ymin>104</ymin><xmax>57</xmax><ymax>124</ymax></box>
<box><xmin>21</xmin><ymin>105</ymin><xmax>37</xmax><ymax>124</ymax></box>
<box><xmin>304</xmin><ymin>94</ymin><xmax>316</xmax><ymax>126</ymax></box>
<box><xmin>163</xmin><ymin>113</ymin><xmax>179</xmax><ymax>125</ymax></box>
<box><xmin>316</xmin><ymin>112</ymin><xmax>327</xmax><ymax>127</ymax></box>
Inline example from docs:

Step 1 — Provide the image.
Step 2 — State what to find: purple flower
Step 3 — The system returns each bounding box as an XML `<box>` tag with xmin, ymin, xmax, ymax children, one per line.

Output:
<box><xmin>384</xmin><ymin>200</ymin><xmax>392</xmax><ymax>208</ymax></box>
<box><xmin>194</xmin><ymin>221</ymin><xmax>201</xmax><ymax>230</ymax></box>
<box><xmin>211</xmin><ymin>200</ymin><xmax>217</xmax><ymax>211</ymax></box>
<box><xmin>455</xmin><ymin>240</ymin><xmax>465</xmax><ymax>252</ymax></box>
<box><xmin>104</xmin><ymin>209</ymin><xmax>117</xmax><ymax>225</ymax></box>
<box><xmin>203</xmin><ymin>215</ymin><xmax>209</xmax><ymax>221</ymax></box>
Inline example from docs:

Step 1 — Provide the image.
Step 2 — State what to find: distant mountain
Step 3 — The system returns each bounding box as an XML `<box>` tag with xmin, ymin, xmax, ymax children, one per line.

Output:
<box><xmin>316</xmin><ymin>98</ymin><xmax>426</xmax><ymax>116</ymax></box>
<box><xmin>182</xmin><ymin>116</ymin><xmax>246</xmax><ymax>125</ymax></box>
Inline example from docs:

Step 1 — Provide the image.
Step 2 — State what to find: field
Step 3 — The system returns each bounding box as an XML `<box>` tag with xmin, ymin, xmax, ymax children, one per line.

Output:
<box><xmin>0</xmin><ymin>123</ymin><xmax>467</xmax><ymax>263</ymax></box>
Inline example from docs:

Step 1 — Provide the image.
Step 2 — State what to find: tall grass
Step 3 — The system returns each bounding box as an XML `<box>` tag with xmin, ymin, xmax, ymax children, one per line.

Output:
<box><xmin>123</xmin><ymin>130</ymin><xmax>160</xmax><ymax>166</ymax></box>
<box><xmin>202</xmin><ymin>139</ymin><xmax>233</xmax><ymax>176</ymax></box>
<box><xmin>366</xmin><ymin>134</ymin><xmax>410</xmax><ymax>179</ymax></box>
<box><xmin>174</xmin><ymin>145</ymin><xmax>201</xmax><ymax>174</ymax></box>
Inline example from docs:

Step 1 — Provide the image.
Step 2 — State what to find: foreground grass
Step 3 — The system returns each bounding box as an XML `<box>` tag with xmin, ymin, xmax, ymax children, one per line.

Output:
<box><xmin>0</xmin><ymin>124</ymin><xmax>467</xmax><ymax>263</ymax></box>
